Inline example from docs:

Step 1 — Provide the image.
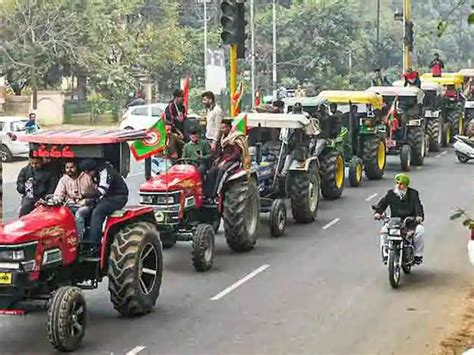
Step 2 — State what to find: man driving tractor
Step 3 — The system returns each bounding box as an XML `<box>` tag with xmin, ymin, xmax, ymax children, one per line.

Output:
<box><xmin>372</xmin><ymin>174</ymin><xmax>425</xmax><ymax>265</ymax></box>
<box><xmin>182</xmin><ymin>125</ymin><xmax>211</xmax><ymax>176</ymax></box>
<box><xmin>54</xmin><ymin>160</ymin><xmax>98</xmax><ymax>241</ymax></box>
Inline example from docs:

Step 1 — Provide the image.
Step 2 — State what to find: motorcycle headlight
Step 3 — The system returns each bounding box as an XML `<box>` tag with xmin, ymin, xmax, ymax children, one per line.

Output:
<box><xmin>389</xmin><ymin>229</ymin><xmax>401</xmax><ymax>236</ymax></box>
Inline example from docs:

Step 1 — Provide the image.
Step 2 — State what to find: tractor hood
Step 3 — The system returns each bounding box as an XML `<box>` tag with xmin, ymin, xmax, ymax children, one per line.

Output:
<box><xmin>0</xmin><ymin>206</ymin><xmax>75</xmax><ymax>244</ymax></box>
<box><xmin>140</xmin><ymin>164</ymin><xmax>201</xmax><ymax>192</ymax></box>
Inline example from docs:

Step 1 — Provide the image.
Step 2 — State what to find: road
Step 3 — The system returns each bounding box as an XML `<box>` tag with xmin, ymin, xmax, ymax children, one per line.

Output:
<box><xmin>0</xmin><ymin>150</ymin><xmax>473</xmax><ymax>354</ymax></box>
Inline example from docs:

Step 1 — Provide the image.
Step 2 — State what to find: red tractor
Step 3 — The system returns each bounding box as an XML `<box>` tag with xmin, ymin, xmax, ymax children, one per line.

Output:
<box><xmin>140</xmin><ymin>156</ymin><xmax>260</xmax><ymax>272</ymax></box>
<box><xmin>0</xmin><ymin>130</ymin><xmax>163</xmax><ymax>352</ymax></box>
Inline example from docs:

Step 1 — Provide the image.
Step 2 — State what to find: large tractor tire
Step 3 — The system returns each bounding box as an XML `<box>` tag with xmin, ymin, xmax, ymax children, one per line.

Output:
<box><xmin>47</xmin><ymin>286</ymin><xmax>87</xmax><ymax>352</ymax></box>
<box><xmin>223</xmin><ymin>178</ymin><xmax>260</xmax><ymax>252</ymax></box>
<box><xmin>426</xmin><ymin>118</ymin><xmax>441</xmax><ymax>152</ymax></box>
<box><xmin>407</xmin><ymin>127</ymin><xmax>425</xmax><ymax>166</ymax></box>
<box><xmin>319</xmin><ymin>150</ymin><xmax>345</xmax><ymax>200</ymax></box>
<box><xmin>362</xmin><ymin>137</ymin><xmax>386</xmax><ymax>180</ymax></box>
<box><xmin>108</xmin><ymin>222</ymin><xmax>163</xmax><ymax>317</ymax></box>
<box><xmin>287</xmin><ymin>162</ymin><xmax>320</xmax><ymax>223</ymax></box>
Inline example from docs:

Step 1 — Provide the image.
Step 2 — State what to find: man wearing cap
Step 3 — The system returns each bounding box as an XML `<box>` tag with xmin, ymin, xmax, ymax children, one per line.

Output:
<box><xmin>79</xmin><ymin>159</ymin><xmax>128</xmax><ymax>255</ymax></box>
<box><xmin>372</xmin><ymin>173</ymin><xmax>425</xmax><ymax>264</ymax></box>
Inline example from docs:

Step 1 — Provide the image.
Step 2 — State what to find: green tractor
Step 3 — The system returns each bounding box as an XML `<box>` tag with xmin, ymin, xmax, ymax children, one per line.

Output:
<box><xmin>316</xmin><ymin>90</ymin><xmax>387</xmax><ymax>185</ymax></box>
<box><xmin>285</xmin><ymin>96</ymin><xmax>346</xmax><ymax>200</ymax></box>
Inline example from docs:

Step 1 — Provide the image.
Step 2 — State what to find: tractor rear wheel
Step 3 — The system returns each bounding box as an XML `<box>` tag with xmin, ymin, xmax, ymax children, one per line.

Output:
<box><xmin>427</xmin><ymin>118</ymin><xmax>441</xmax><ymax>152</ymax></box>
<box><xmin>223</xmin><ymin>178</ymin><xmax>260</xmax><ymax>252</ymax></box>
<box><xmin>320</xmin><ymin>150</ymin><xmax>345</xmax><ymax>200</ymax></box>
<box><xmin>288</xmin><ymin>162</ymin><xmax>320</xmax><ymax>223</ymax></box>
<box><xmin>407</xmin><ymin>127</ymin><xmax>425</xmax><ymax>166</ymax></box>
<box><xmin>362</xmin><ymin>137</ymin><xmax>386</xmax><ymax>180</ymax></box>
<box><xmin>108</xmin><ymin>222</ymin><xmax>163</xmax><ymax>316</ymax></box>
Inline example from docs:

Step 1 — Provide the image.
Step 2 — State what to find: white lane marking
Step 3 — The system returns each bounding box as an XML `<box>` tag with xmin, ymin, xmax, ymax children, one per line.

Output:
<box><xmin>322</xmin><ymin>218</ymin><xmax>341</xmax><ymax>230</ymax></box>
<box><xmin>365</xmin><ymin>193</ymin><xmax>378</xmax><ymax>202</ymax></box>
<box><xmin>126</xmin><ymin>346</ymin><xmax>146</xmax><ymax>355</ymax></box>
<box><xmin>210</xmin><ymin>264</ymin><xmax>270</xmax><ymax>301</ymax></box>
<box><xmin>435</xmin><ymin>154</ymin><xmax>442</xmax><ymax>158</ymax></box>
<box><xmin>441</xmin><ymin>151</ymin><xmax>448</xmax><ymax>156</ymax></box>
<box><xmin>416</xmin><ymin>166</ymin><xmax>422</xmax><ymax>170</ymax></box>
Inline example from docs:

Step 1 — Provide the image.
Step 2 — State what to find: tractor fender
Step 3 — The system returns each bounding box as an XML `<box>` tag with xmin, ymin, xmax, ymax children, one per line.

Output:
<box><xmin>288</xmin><ymin>156</ymin><xmax>319</xmax><ymax>172</ymax></box>
<box><xmin>100</xmin><ymin>207</ymin><xmax>157</xmax><ymax>270</ymax></box>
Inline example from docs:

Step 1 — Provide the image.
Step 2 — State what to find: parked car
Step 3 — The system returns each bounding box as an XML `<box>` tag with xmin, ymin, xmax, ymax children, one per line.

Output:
<box><xmin>119</xmin><ymin>103</ymin><xmax>168</xmax><ymax>130</ymax></box>
<box><xmin>0</xmin><ymin>116</ymin><xmax>30</xmax><ymax>162</ymax></box>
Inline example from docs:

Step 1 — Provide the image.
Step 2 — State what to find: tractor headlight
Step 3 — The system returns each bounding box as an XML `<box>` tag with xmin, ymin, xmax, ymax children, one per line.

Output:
<box><xmin>140</xmin><ymin>194</ymin><xmax>154</xmax><ymax>204</ymax></box>
<box><xmin>0</xmin><ymin>250</ymin><xmax>25</xmax><ymax>261</ymax></box>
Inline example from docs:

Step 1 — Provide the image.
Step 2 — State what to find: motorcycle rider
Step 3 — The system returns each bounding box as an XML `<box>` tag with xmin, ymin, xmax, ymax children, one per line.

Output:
<box><xmin>372</xmin><ymin>173</ymin><xmax>425</xmax><ymax>265</ymax></box>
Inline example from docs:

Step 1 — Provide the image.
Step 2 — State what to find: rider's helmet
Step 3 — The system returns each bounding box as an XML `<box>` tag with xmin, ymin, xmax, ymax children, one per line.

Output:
<box><xmin>395</xmin><ymin>173</ymin><xmax>410</xmax><ymax>187</ymax></box>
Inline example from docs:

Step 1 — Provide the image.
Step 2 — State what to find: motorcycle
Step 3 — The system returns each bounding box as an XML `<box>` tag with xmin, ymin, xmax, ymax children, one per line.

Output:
<box><xmin>374</xmin><ymin>212</ymin><xmax>419</xmax><ymax>288</ymax></box>
<box><xmin>450</xmin><ymin>208</ymin><xmax>474</xmax><ymax>266</ymax></box>
<box><xmin>452</xmin><ymin>135</ymin><xmax>474</xmax><ymax>163</ymax></box>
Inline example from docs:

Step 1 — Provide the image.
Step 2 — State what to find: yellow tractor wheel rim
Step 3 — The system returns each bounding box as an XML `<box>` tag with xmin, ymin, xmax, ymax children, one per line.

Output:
<box><xmin>447</xmin><ymin>126</ymin><xmax>451</xmax><ymax>144</ymax></box>
<box><xmin>459</xmin><ymin>114</ymin><xmax>463</xmax><ymax>135</ymax></box>
<box><xmin>335</xmin><ymin>155</ymin><xmax>344</xmax><ymax>189</ymax></box>
<box><xmin>377</xmin><ymin>141</ymin><xmax>386</xmax><ymax>170</ymax></box>
<box><xmin>356</xmin><ymin>163</ymin><xmax>363</xmax><ymax>182</ymax></box>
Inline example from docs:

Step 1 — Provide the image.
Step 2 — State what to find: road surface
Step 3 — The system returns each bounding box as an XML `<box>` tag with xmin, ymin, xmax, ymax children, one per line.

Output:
<box><xmin>0</xmin><ymin>150</ymin><xmax>473</xmax><ymax>354</ymax></box>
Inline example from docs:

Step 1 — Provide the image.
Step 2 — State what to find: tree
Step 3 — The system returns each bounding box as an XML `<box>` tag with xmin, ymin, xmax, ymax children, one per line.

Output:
<box><xmin>0</xmin><ymin>0</ymin><xmax>87</xmax><ymax>106</ymax></box>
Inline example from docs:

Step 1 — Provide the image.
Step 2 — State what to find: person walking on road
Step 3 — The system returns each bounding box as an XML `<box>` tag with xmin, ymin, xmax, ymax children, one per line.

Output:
<box><xmin>202</xmin><ymin>91</ymin><xmax>225</xmax><ymax>153</ymax></box>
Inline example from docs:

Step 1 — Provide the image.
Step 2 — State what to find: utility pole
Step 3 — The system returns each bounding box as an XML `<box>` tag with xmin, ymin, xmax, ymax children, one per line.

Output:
<box><xmin>272</xmin><ymin>0</ymin><xmax>277</xmax><ymax>99</ymax></box>
<box><xmin>376</xmin><ymin>0</ymin><xmax>380</xmax><ymax>66</ymax></box>
<box><xmin>250</xmin><ymin>0</ymin><xmax>256</xmax><ymax>109</ymax></box>
<box><xmin>403</xmin><ymin>0</ymin><xmax>411</xmax><ymax>72</ymax></box>
<box><xmin>204</xmin><ymin>0</ymin><xmax>208</xmax><ymax>88</ymax></box>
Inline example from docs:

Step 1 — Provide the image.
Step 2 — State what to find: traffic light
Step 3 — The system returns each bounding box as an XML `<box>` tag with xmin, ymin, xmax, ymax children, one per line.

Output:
<box><xmin>405</xmin><ymin>21</ymin><xmax>414</xmax><ymax>51</ymax></box>
<box><xmin>220</xmin><ymin>0</ymin><xmax>247</xmax><ymax>58</ymax></box>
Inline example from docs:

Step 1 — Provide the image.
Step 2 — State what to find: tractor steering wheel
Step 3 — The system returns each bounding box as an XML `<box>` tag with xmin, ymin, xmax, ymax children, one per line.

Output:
<box><xmin>36</xmin><ymin>194</ymin><xmax>64</xmax><ymax>207</ymax></box>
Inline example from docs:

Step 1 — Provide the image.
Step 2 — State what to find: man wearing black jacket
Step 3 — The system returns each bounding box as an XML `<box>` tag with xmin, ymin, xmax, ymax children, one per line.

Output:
<box><xmin>373</xmin><ymin>173</ymin><xmax>425</xmax><ymax>264</ymax></box>
<box><xmin>79</xmin><ymin>159</ymin><xmax>128</xmax><ymax>255</ymax></box>
<box><xmin>17</xmin><ymin>157</ymin><xmax>53</xmax><ymax>216</ymax></box>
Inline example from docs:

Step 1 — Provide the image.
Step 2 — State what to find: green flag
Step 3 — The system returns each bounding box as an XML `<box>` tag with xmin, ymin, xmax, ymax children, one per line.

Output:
<box><xmin>131</xmin><ymin>117</ymin><xmax>167</xmax><ymax>161</ymax></box>
<box><xmin>232</xmin><ymin>114</ymin><xmax>248</xmax><ymax>135</ymax></box>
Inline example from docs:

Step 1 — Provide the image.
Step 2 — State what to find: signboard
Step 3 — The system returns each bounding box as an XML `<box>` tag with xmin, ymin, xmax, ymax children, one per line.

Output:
<box><xmin>30</xmin><ymin>144</ymin><xmax>104</xmax><ymax>159</ymax></box>
<box><xmin>206</xmin><ymin>49</ymin><xmax>227</xmax><ymax>93</ymax></box>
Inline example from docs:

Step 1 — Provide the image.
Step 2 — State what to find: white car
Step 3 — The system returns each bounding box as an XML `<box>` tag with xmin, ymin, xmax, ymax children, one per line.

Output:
<box><xmin>119</xmin><ymin>103</ymin><xmax>168</xmax><ymax>130</ymax></box>
<box><xmin>0</xmin><ymin>116</ymin><xmax>31</xmax><ymax>162</ymax></box>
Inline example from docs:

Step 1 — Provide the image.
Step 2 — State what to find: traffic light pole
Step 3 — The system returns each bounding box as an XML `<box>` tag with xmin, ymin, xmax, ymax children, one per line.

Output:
<box><xmin>403</xmin><ymin>0</ymin><xmax>411</xmax><ymax>72</ymax></box>
<box><xmin>230</xmin><ymin>44</ymin><xmax>238</xmax><ymax>117</ymax></box>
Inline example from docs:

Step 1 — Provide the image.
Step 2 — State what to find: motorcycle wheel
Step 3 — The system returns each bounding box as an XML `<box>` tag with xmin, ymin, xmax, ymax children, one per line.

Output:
<box><xmin>456</xmin><ymin>151</ymin><xmax>470</xmax><ymax>164</ymax></box>
<box><xmin>388</xmin><ymin>249</ymin><xmax>401</xmax><ymax>289</ymax></box>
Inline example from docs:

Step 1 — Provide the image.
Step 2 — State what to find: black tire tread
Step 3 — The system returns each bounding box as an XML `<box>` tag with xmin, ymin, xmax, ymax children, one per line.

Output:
<box><xmin>288</xmin><ymin>165</ymin><xmax>320</xmax><ymax>223</ymax></box>
<box><xmin>426</xmin><ymin>119</ymin><xmax>441</xmax><ymax>152</ymax></box>
<box><xmin>319</xmin><ymin>150</ymin><xmax>344</xmax><ymax>200</ymax></box>
<box><xmin>407</xmin><ymin>127</ymin><xmax>424</xmax><ymax>166</ymax></box>
<box><xmin>362</xmin><ymin>137</ymin><xmax>385</xmax><ymax>180</ymax></box>
<box><xmin>223</xmin><ymin>179</ymin><xmax>260</xmax><ymax>252</ymax></box>
<box><xmin>192</xmin><ymin>224</ymin><xmax>214</xmax><ymax>271</ymax></box>
<box><xmin>47</xmin><ymin>286</ymin><xmax>86</xmax><ymax>352</ymax></box>
<box><xmin>108</xmin><ymin>221</ymin><xmax>163</xmax><ymax>317</ymax></box>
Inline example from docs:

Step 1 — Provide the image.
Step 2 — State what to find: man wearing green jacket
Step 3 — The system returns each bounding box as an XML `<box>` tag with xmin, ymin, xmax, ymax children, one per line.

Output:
<box><xmin>182</xmin><ymin>126</ymin><xmax>211</xmax><ymax>176</ymax></box>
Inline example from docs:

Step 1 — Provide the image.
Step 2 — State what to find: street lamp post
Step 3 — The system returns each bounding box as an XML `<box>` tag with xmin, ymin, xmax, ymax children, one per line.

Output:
<box><xmin>250</xmin><ymin>0</ymin><xmax>256</xmax><ymax>108</ymax></box>
<box><xmin>197</xmin><ymin>0</ymin><xmax>211</xmax><ymax>88</ymax></box>
<box><xmin>272</xmin><ymin>0</ymin><xmax>277</xmax><ymax>99</ymax></box>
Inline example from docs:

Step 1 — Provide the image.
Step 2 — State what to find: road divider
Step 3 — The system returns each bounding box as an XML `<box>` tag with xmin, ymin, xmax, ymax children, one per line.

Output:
<box><xmin>322</xmin><ymin>218</ymin><xmax>341</xmax><ymax>230</ymax></box>
<box><xmin>210</xmin><ymin>264</ymin><xmax>270</xmax><ymax>301</ymax></box>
